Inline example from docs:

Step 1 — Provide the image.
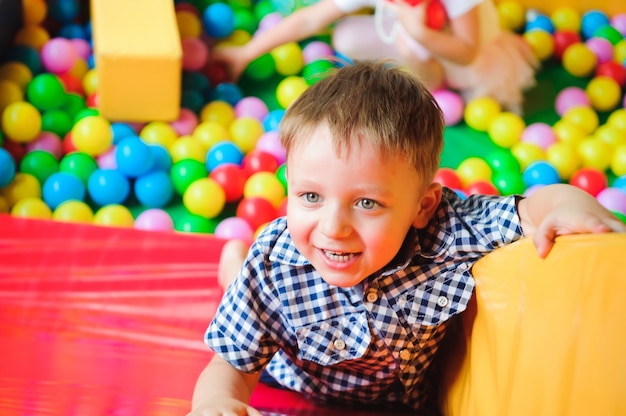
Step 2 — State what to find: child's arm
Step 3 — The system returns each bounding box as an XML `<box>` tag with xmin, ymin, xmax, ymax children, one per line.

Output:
<box><xmin>213</xmin><ymin>0</ymin><xmax>347</xmax><ymax>80</ymax></box>
<box><xmin>517</xmin><ymin>184</ymin><xmax>626</xmax><ymax>258</ymax></box>
<box><xmin>188</xmin><ymin>355</ymin><xmax>263</xmax><ymax>416</ymax></box>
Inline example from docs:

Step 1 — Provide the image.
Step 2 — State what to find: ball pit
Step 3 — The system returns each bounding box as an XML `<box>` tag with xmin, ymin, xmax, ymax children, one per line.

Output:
<box><xmin>2</xmin><ymin>0</ymin><xmax>626</xmax><ymax>236</ymax></box>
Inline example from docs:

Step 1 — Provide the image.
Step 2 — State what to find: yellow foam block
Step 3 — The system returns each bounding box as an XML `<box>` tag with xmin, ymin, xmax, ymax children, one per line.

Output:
<box><xmin>91</xmin><ymin>0</ymin><xmax>182</xmax><ymax>122</ymax></box>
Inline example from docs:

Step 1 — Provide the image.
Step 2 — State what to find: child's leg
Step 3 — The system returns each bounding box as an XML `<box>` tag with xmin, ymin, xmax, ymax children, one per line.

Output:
<box><xmin>217</xmin><ymin>239</ymin><xmax>248</xmax><ymax>289</ymax></box>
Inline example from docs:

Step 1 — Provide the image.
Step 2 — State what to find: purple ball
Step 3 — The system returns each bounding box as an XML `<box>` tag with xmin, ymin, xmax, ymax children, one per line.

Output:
<box><xmin>521</xmin><ymin>122</ymin><xmax>557</xmax><ymax>150</ymax></box>
<box><xmin>596</xmin><ymin>187</ymin><xmax>626</xmax><ymax>215</ymax></box>
<box><xmin>302</xmin><ymin>41</ymin><xmax>334</xmax><ymax>64</ymax></box>
<box><xmin>432</xmin><ymin>89</ymin><xmax>464</xmax><ymax>126</ymax></box>
<box><xmin>555</xmin><ymin>86</ymin><xmax>590</xmax><ymax>116</ymax></box>
<box><xmin>134</xmin><ymin>208</ymin><xmax>174</xmax><ymax>231</ymax></box>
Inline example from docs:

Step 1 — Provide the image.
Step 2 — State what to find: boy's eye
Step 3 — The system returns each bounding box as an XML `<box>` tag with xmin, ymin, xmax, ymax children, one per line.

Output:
<box><xmin>358</xmin><ymin>199</ymin><xmax>377</xmax><ymax>210</ymax></box>
<box><xmin>304</xmin><ymin>193</ymin><xmax>320</xmax><ymax>203</ymax></box>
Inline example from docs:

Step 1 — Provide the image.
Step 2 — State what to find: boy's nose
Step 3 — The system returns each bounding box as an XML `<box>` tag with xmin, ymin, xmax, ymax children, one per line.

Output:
<box><xmin>318</xmin><ymin>207</ymin><xmax>352</xmax><ymax>239</ymax></box>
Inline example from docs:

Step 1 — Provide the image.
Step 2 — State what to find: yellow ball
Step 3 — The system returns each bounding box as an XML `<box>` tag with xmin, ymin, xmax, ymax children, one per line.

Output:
<box><xmin>176</xmin><ymin>10</ymin><xmax>203</xmax><ymax>38</ymax></box>
<box><xmin>611</xmin><ymin>144</ymin><xmax>626</xmax><ymax>176</ymax></box>
<box><xmin>243</xmin><ymin>172</ymin><xmax>286</xmax><ymax>208</ymax></box>
<box><xmin>614</xmin><ymin>40</ymin><xmax>626</xmax><ymax>65</ymax></box>
<box><xmin>22</xmin><ymin>0</ymin><xmax>47</xmax><ymax>25</ymax></box>
<box><xmin>464</xmin><ymin>96</ymin><xmax>501</xmax><ymax>132</ymax></box>
<box><xmin>546</xmin><ymin>142</ymin><xmax>581</xmax><ymax>180</ymax></box>
<box><xmin>594</xmin><ymin>124</ymin><xmax>625</xmax><ymax>148</ymax></box>
<box><xmin>221</xmin><ymin>29</ymin><xmax>252</xmax><ymax>47</ymax></box>
<box><xmin>270</xmin><ymin>42</ymin><xmax>304</xmax><ymax>76</ymax></box>
<box><xmin>0</xmin><ymin>80</ymin><xmax>24</xmax><ymax>114</ymax></box>
<box><xmin>511</xmin><ymin>142</ymin><xmax>545</xmax><ymax>171</ymax></box>
<box><xmin>1</xmin><ymin>101</ymin><xmax>41</xmax><ymax>142</ymax></box>
<box><xmin>200</xmin><ymin>100</ymin><xmax>236</xmax><ymax>128</ymax></box>
<box><xmin>11</xmin><ymin>197</ymin><xmax>52</xmax><ymax>219</ymax></box>
<box><xmin>550</xmin><ymin>6</ymin><xmax>581</xmax><ymax>32</ymax></box>
<box><xmin>14</xmin><ymin>24</ymin><xmax>50</xmax><ymax>51</ymax></box>
<box><xmin>276</xmin><ymin>76</ymin><xmax>309</xmax><ymax>109</ymax></box>
<box><xmin>0</xmin><ymin>195</ymin><xmax>9</xmax><ymax>213</ymax></box>
<box><xmin>53</xmin><ymin>200</ymin><xmax>94</xmax><ymax>223</ymax></box>
<box><xmin>0</xmin><ymin>61</ymin><xmax>32</xmax><ymax>91</ymax></box>
<box><xmin>193</xmin><ymin>121</ymin><xmax>231</xmax><ymax>151</ymax></box>
<box><xmin>229</xmin><ymin>116</ymin><xmax>264</xmax><ymax>154</ymax></box>
<box><xmin>497</xmin><ymin>0</ymin><xmax>526</xmax><ymax>31</ymax></box>
<box><xmin>1</xmin><ymin>173</ymin><xmax>41</xmax><ymax>207</ymax></box>
<box><xmin>552</xmin><ymin>119</ymin><xmax>586</xmax><ymax>146</ymax></box>
<box><xmin>170</xmin><ymin>136</ymin><xmax>207</xmax><ymax>163</ymax></box>
<box><xmin>562</xmin><ymin>43</ymin><xmax>597</xmax><ymax>77</ymax></box>
<box><xmin>523</xmin><ymin>29</ymin><xmax>554</xmax><ymax>61</ymax></box>
<box><xmin>562</xmin><ymin>105</ymin><xmax>599</xmax><ymax>135</ymax></box>
<box><xmin>487</xmin><ymin>112</ymin><xmax>525</xmax><ymax>148</ymax></box>
<box><xmin>82</xmin><ymin>69</ymin><xmax>98</xmax><ymax>96</ymax></box>
<box><xmin>93</xmin><ymin>204</ymin><xmax>135</xmax><ymax>228</ymax></box>
<box><xmin>72</xmin><ymin>115</ymin><xmax>113</xmax><ymax>156</ymax></box>
<box><xmin>577</xmin><ymin>138</ymin><xmax>611</xmax><ymax>171</ymax></box>
<box><xmin>183</xmin><ymin>178</ymin><xmax>226</xmax><ymax>218</ymax></box>
<box><xmin>456</xmin><ymin>157</ymin><xmax>492</xmax><ymax>187</ymax></box>
<box><xmin>607</xmin><ymin>109</ymin><xmax>626</xmax><ymax>133</ymax></box>
<box><xmin>139</xmin><ymin>121</ymin><xmax>179</xmax><ymax>150</ymax></box>
<box><xmin>586</xmin><ymin>76</ymin><xmax>621</xmax><ymax>112</ymax></box>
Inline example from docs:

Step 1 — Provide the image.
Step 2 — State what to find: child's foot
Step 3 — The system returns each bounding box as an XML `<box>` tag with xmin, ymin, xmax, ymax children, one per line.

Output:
<box><xmin>217</xmin><ymin>239</ymin><xmax>248</xmax><ymax>290</ymax></box>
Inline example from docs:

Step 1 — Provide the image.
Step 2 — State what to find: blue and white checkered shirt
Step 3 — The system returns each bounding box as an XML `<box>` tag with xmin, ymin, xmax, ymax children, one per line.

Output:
<box><xmin>205</xmin><ymin>188</ymin><xmax>523</xmax><ymax>410</ymax></box>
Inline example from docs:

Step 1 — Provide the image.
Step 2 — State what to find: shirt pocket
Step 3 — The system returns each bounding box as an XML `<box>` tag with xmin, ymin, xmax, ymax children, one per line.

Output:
<box><xmin>295</xmin><ymin>312</ymin><xmax>371</xmax><ymax>366</ymax></box>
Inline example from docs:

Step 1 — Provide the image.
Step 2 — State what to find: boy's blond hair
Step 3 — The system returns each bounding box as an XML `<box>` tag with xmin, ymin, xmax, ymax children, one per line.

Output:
<box><xmin>279</xmin><ymin>60</ymin><xmax>445</xmax><ymax>183</ymax></box>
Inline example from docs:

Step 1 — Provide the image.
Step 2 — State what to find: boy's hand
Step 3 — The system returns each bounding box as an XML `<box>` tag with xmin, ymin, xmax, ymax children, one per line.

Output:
<box><xmin>187</xmin><ymin>397</ymin><xmax>263</xmax><ymax>416</ymax></box>
<box><xmin>212</xmin><ymin>46</ymin><xmax>250</xmax><ymax>82</ymax></box>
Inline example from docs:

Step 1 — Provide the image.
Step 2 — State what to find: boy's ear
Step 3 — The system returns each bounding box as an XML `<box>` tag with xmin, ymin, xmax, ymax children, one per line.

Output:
<box><xmin>413</xmin><ymin>182</ymin><xmax>442</xmax><ymax>229</ymax></box>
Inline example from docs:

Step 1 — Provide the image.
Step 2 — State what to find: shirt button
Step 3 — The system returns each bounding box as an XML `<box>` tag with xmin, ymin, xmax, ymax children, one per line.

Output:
<box><xmin>437</xmin><ymin>296</ymin><xmax>449</xmax><ymax>307</ymax></box>
<box><xmin>333</xmin><ymin>339</ymin><xmax>346</xmax><ymax>351</ymax></box>
<box><xmin>399</xmin><ymin>349</ymin><xmax>411</xmax><ymax>360</ymax></box>
<box><xmin>366</xmin><ymin>290</ymin><xmax>378</xmax><ymax>303</ymax></box>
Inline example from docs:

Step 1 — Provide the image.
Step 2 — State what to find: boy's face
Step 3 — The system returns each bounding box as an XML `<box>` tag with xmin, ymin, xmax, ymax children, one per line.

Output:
<box><xmin>286</xmin><ymin>123</ymin><xmax>441</xmax><ymax>288</ymax></box>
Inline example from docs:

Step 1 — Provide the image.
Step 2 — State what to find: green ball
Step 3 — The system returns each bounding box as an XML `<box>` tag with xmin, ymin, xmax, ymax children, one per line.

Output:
<box><xmin>59</xmin><ymin>151</ymin><xmax>98</xmax><ymax>185</ymax></box>
<box><xmin>491</xmin><ymin>171</ymin><xmax>526</xmax><ymax>196</ymax></box>
<box><xmin>175</xmin><ymin>212</ymin><xmax>218</xmax><ymax>233</ymax></box>
<box><xmin>42</xmin><ymin>109</ymin><xmax>73</xmax><ymax>137</ymax></box>
<box><xmin>170</xmin><ymin>159</ymin><xmax>208</xmax><ymax>195</ymax></box>
<box><xmin>253</xmin><ymin>0</ymin><xmax>275</xmax><ymax>21</ymax></box>
<box><xmin>74</xmin><ymin>108</ymin><xmax>99</xmax><ymax>124</ymax></box>
<box><xmin>244</xmin><ymin>53</ymin><xmax>276</xmax><ymax>81</ymax></box>
<box><xmin>302</xmin><ymin>59</ymin><xmax>335</xmax><ymax>86</ymax></box>
<box><xmin>61</xmin><ymin>93</ymin><xmax>86</xmax><ymax>120</ymax></box>
<box><xmin>19</xmin><ymin>149</ymin><xmax>59</xmax><ymax>186</ymax></box>
<box><xmin>485</xmin><ymin>148</ymin><xmax>521</xmax><ymax>174</ymax></box>
<box><xmin>593</xmin><ymin>25</ymin><xmax>623</xmax><ymax>45</ymax></box>
<box><xmin>275</xmin><ymin>163</ymin><xmax>287</xmax><ymax>192</ymax></box>
<box><xmin>613</xmin><ymin>211</ymin><xmax>626</xmax><ymax>225</ymax></box>
<box><xmin>26</xmin><ymin>73</ymin><xmax>66</xmax><ymax>111</ymax></box>
<box><xmin>234</xmin><ymin>7</ymin><xmax>258</xmax><ymax>34</ymax></box>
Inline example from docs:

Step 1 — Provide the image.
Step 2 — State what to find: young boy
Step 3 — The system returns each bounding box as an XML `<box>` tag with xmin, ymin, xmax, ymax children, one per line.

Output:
<box><xmin>188</xmin><ymin>61</ymin><xmax>625</xmax><ymax>415</ymax></box>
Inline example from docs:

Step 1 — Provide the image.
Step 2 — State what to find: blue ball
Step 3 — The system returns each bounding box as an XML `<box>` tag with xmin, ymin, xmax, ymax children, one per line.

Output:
<box><xmin>0</xmin><ymin>148</ymin><xmax>16</xmax><ymax>188</ymax></box>
<box><xmin>148</xmin><ymin>144</ymin><xmax>173</xmax><ymax>172</ymax></box>
<box><xmin>203</xmin><ymin>3</ymin><xmax>235</xmax><ymax>38</ymax></box>
<box><xmin>613</xmin><ymin>175</ymin><xmax>626</xmax><ymax>192</ymax></box>
<box><xmin>87</xmin><ymin>169</ymin><xmax>130</xmax><ymax>206</ymax></box>
<box><xmin>115</xmin><ymin>136</ymin><xmax>155</xmax><ymax>178</ymax></box>
<box><xmin>206</xmin><ymin>141</ymin><xmax>244</xmax><ymax>171</ymax></box>
<box><xmin>111</xmin><ymin>122</ymin><xmax>136</xmax><ymax>144</ymax></box>
<box><xmin>42</xmin><ymin>172</ymin><xmax>86</xmax><ymax>210</ymax></box>
<box><xmin>213</xmin><ymin>82</ymin><xmax>243</xmax><ymax>106</ymax></box>
<box><xmin>581</xmin><ymin>10</ymin><xmax>610</xmax><ymax>39</ymax></box>
<box><xmin>525</xmin><ymin>14</ymin><xmax>555</xmax><ymax>34</ymax></box>
<box><xmin>263</xmin><ymin>109</ymin><xmax>285</xmax><ymax>131</ymax></box>
<box><xmin>48</xmin><ymin>0</ymin><xmax>80</xmax><ymax>22</ymax></box>
<box><xmin>134</xmin><ymin>170</ymin><xmax>174</xmax><ymax>208</ymax></box>
<box><xmin>522</xmin><ymin>161</ymin><xmax>561</xmax><ymax>188</ymax></box>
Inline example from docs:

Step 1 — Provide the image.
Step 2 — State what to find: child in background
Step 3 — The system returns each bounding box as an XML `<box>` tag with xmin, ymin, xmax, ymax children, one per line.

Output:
<box><xmin>188</xmin><ymin>61</ymin><xmax>623</xmax><ymax>416</ymax></box>
<box><xmin>213</xmin><ymin>0</ymin><xmax>538</xmax><ymax>114</ymax></box>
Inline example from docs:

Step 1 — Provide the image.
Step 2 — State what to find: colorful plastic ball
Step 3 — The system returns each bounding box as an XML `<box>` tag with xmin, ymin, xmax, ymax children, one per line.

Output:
<box><xmin>510</xmin><ymin>142</ymin><xmax>545</xmax><ymax>171</ymax></box>
<box><xmin>263</xmin><ymin>109</ymin><xmax>285</xmax><ymax>132</ymax></box>
<box><xmin>229</xmin><ymin>117</ymin><xmax>264</xmax><ymax>154</ymax></box>
<box><xmin>40</xmin><ymin>37</ymin><xmax>78</xmax><ymax>74</ymax></box>
<box><xmin>11</xmin><ymin>197</ymin><xmax>52</xmax><ymax>219</ymax></box>
<box><xmin>41</xmin><ymin>110</ymin><xmax>72</xmax><ymax>139</ymax></box>
<box><xmin>206</xmin><ymin>141</ymin><xmax>244</xmax><ymax>171</ymax></box>
<box><xmin>521</xmin><ymin>122</ymin><xmax>557</xmax><ymax>150</ymax></box>
<box><xmin>134</xmin><ymin>170</ymin><xmax>174</xmax><ymax>208</ymax></box>
<box><xmin>585</xmin><ymin>76</ymin><xmax>621</xmax><ymax>112</ymax></box>
<box><xmin>611</xmin><ymin>144</ymin><xmax>626</xmax><ymax>176</ymax></box>
<box><xmin>53</xmin><ymin>199</ymin><xmax>94</xmax><ymax>223</ymax></box>
<box><xmin>210</xmin><ymin>163</ymin><xmax>247</xmax><ymax>202</ymax></box>
<box><xmin>552</xmin><ymin>119</ymin><xmax>586</xmax><ymax>146</ymax></box>
<box><xmin>551</xmin><ymin>6</ymin><xmax>581</xmax><ymax>32</ymax></box>
<box><xmin>72</xmin><ymin>115</ymin><xmax>112</xmax><ymax>156</ymax></box>
<box><xmin>134</xmin><ymin>208</ymin><xmax>174</xmax><ymax>232</ymax></box>
<box><xmin>596</xmin><ymin>188</ymin><xmax>626</xmax><ymax>215</ymax></box>
<box><xmin>464</xmin><ymin>180</ymin><xmax>500</xmax><ymax>196</ymax></box>
<box><xmin>595</xmin><ymin>124</ymin><xmax>625</xmax><ymax>148</ymax></box>
<box><xmin>595</xmin><ymin>61</ymin><xmax>626</xmax><ymax>87</ymax></box>
<box><xmin>42</xmin><ymin>171</ymin><xmax>85</xmax><ymax>210</ymax></box>
<box><xmin>1</xmin><ymin>101</ymin><xmax>42</xmax><ymax>143</ymax></box>
<box><xmin>26</xmin><ymin>73</ymin><xmax>66</xmax><ymax>111</ymax></box>
<box><xmin>200</xmin><ymin>100</ymin><xmax>236</xmax><ymax>127</ymax></box>
<box><xmin>233</xmin><ymin>8</ymin><xmax>257</xmax><ymax>34</ymax></box>
<box><xmin>243</xmin><ymin>53</ymin><xmax>276</xmax><ymax>81</ymax></box>
<box><xmin>496</xmin><ymin>0</ymin><xmax>525</xmax><ymax>31</ymax></box>
<box><xmin>139</xmin><ymin>121</ymin><xmax>178</xmax><ymax>149</ymax></box>
<box><xmin>97</xmin><ymin>147</ymin><xmax>117</xmax><ymax>169</ymax></box>
<box><xmin>111</xmin><ymin>122</ymin><xmax>137</xmax><ymax>145</ymax></box>
<box><xmin>214</xmin><ymin>82</ymin><xmax>243</xmax><ymax>106</ymax></box>
<box><xmin>569</xmin><ymin>167</ymin><xmax>608</xmax><ymax>196</ymax></box>
<box><xmin>148</xmin><ymin>144</ymin><xmax>173</xmax><ymax>172</ymax></box>
<box><xmin>243</xmin><ymin>171</ymin><xmax>286</xmax><ymax>208</ymax></box>
<box><xmin>181</xmin><ymin>37</ymin><xmax>209</xmax><ymax>71</ymax></box>
<box><xmin>174</xmin><ymin>212</ymin><xmax>218</xmax><ymax>234</ymax></box>
<box><xmin>525</xmin><ymin>13</ymin><xmax>554</xmax><ymax>33</ymax></box>
<box><xmin>562</xmin><ymin>105</ymin><xmax>599</xmax><ymax>135</ymax></box>
<box><xmin>276</xmin><ymin>76</ymin><xmax>308</xmax><ymax>109</ymax></box>
<box><xmin>432</xmin><ymin>89</ymin><xmax>464</xmax><ymax>126</ymax></box>
<box><xmin>203</xmin><ymin>2</ymin><xmax>235</xmax><ymax>38</ymax></box>
<box><xmin>546</xmin><ymin>142</ymin><xmax>580</xmax><ymax>179</ymax></box>
<box><xmin>554</xmin><ymin>86</ymin><xmax>590</xmax><ymax>116</ymax></box>
<box><xmin>256</xmin><ymin>130</ymin><xmax>286</xmax><ymax>165</ymax></box>
<box><xmin>433</xmin><ymin>167</ymin><xmax>463</xmax><ymax>190</ymax></box>
<box><xmin>491</xmin><ymin>170</ymin><xmax>526</xmax><ymax>195</ymax></box>
<box><xmin>170</xmin><ymin>108</ymin><xmax>199</xmax><ymax>137</ymax></box>
<box><xmin>562</xmin><ymin>43</ymin><xmax>597</xmax><ymax>77</ymax></box>
<box><xmin>522</xmin><ymin>160</ymin><xmax>561</xmax><ymax>187</ymax></box>
<box><xmin>455</xmin><ymin>157</ymin><xmax>492</xmax><ymax>188</ymax></box>
<box><xmin>613</xmin><ymin>174</ymin><xmax>626</xmax><ymax>191</ymax></box>
<box><xmin>301</xmin><ymin>59</ymin><xmax>335</xmax><ymax>86</ymax></box>
<box><xmin>612</xmin><ymin>13</ymin><xmax>626</xmax><ymax>35</ymax></box>
<box><xmin>1</xmin><ymin>172</ymin><xmax>41</xmax><ymax>206</ymax></box>
<box><xmin>115</xmin><ymin>136</ymin><xmax>155</xmax><ymax>178</ymax></box>
<box><xmin>578</xmin><ymin>138</ymin><xmax>611</xmax><ymax>171</ymax></box>
<box><xmin>585</xmin><ymin>37</ymin><xmax>614</xmax><ymax>64</ymax></box>
<box><xmin>552</xmin><ymin>30</ymin><xmax>581</xmax><ymax>60</ymax></box>
<box><xmin>242</xmin><ymin>150</ymin><xmax>279</xmax><ymax>177</ymax></box>
<box><xmin>193</xmin><ymin>121</ymin><xmax>231</xmax><ymax>151</ymax></box>
<box><xmin>302</xmin><ymin>40</ymin><xmax>334</xmax><ymax>64</ymax></box>
<box><xmin>581</xmin><ymin>10</ymin><xmax>610</xmax><ymax>39</ymax></box>
<box><xmin>275</xmin><ymin>163</ymin><xmax>287</xmax><ymax>192</ymax></box>
<box><xmin>0</xmin><ymin>148</ymin><xmax>16</xmax><ymax>187</ymax></box>
<box><xmin>19</xmin><ymin>149</ymin><xmax>59</xmax><ymax>186</ymax></box>
<box><xmin>23</xmin><ymin>0</ymin><xmax>48</xmax><ymax>25</ymax></box>
<box><xmin>593</xmin><ymin>25</ymin><xmax>623</xmax><ymax>45</ymax></box>
<box><xmin>236</xmin><ymin>196</ymin><xmax>278</xmax><ymax>231</ymax></box>
<box><xmin>270</xmin><ymin>42</ymin><xmax>304</xmax><ymax>76</ymax></box>
<box><xmin>183</xmin><ymin>177</ymin><xmax>226</xmax><ymax>218</ymax></box>
<box><xmin>214</xmin><ymin>216</ymin><xmax>254</xmax><ymax>242</ymax></box>
<box><xmin>0</xmin><ymin>61</ymin><xmax>33</xmax><ymax>90</ymax></box>
<box><xmin>170</xmin><ymin>159</ymin><xmax>208</xmax><ymax>195</ymax></box>
<box><xmin>487</xmin><ymin>112</ymin><xmax>525</xmax><ymax>148</ymax></box>
<box><xmin>523</xmin><ymin>29</ymin><xmax>554</xmax><ymax>61</ymax></box>
<box><xmin>170</xmin><ymin>136</ymin><xmax>206</xmax><ymax>163</ymax></box>
<box><xmin>87</xmin><ymin>168</ymin><xmax>131</xmax><ymax>206</ymax></box>
<box><xmin>464</xmin><ymin>96</ymin><xmax>501</xmax><ymax>132</ymax></box>
<box><xmin>485</xmin><ymin>147</ymin><xmax>522</xmax><ymax>174</ymax></box>
<box><xmin>93</xmin><ymin>204</ymin><xmax>135</xmax><ymax>228</ymax></box>
<box><xmin>234</xmin><ymin>96</ymin><xmax>269</xmax><ymax>122</ymax></box>
<box><xmin>0</xmin><ymin>79</ymin><xmax>24</xmax><ymax>114</ymax></box>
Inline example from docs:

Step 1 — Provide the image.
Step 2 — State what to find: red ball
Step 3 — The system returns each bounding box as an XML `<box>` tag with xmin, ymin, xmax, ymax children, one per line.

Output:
<box><xmin>242</xmin><ymin>150</ymin><xmax>279</xmax><ymax>177</ymax></box>
<box><xmin>553</xmin><ymin>30</ymin><xmax>581</xmax><ymax>60</ymax></box>
<box><xmin>63</xmin><ymin>132</ymin><xmax>77</xmax><ymax>154</ymax></box>
<box><xmin>402</xmin><ymin>0</ymin><xmax>447</xmax><ymax>30</ymax></box>
<box><xmin>596</xmin><ymin>61</ymin><xmax>626</xmax><ymax>87</ymax></box>
<box><xmin>3</xmin><ymin>139</ymin><xmax>27</xmax><ymax>165</ymax></box>
<box><xmin>277</xmin><ymin>197</ymin><xmax>288</xmax><ymax>217</ymax></box>
<box><xmin>434</xmin><ymin>167</ymin><xmax>463</xmax><ymax>190</ymax></box>
<box><xmin>464</xmin><ymin>180</ymin><xmax>500</xmax><ymax>196</ymax></box>
<box><xmin>210</xmin><ymin>163</ymin><xmax>247</xmax><ymax>203</ymax></box>
<box><xmin>57</xmin><ymin>72</ymin><xmax>85</xmax><ymax>96</ymax></box>
<box><xmin>203</xmin><ymin>61</ymin><xmax>230</xmax><ymax>86</ymax></box>
<box><xmin>236</xmin><ymin>197</ymin><xmax>278</xmax><ymax>231</ymax></box>
<box><xmin>86</xmin><ymin>92</ymin><xmax>98</xmax><ymax>108</ymax></box>
<box><xmin>569</xmin><ymin>168</ymin><xmax>608</xmax><ymax>196</ymax></box>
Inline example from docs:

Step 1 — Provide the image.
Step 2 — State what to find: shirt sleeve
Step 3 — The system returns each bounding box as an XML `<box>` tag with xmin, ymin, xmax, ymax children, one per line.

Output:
<box><xmin>442</xmin><ymin>0</ymin><xmax>483</xmax><ymax>19</ymax></box>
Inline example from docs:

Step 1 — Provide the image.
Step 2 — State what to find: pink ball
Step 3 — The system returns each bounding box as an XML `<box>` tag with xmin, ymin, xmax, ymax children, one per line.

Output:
<box><xmin>302</xmin><ymin>41</ymin><xmax>334</xmax><ymax>64</ymax></box>
<box><xmin>257</xmin><ymin>12</ymin><xmax>282</xmax><ymax>34</ymax></box>
<box><xmin>555</xmin><ymin>86</ymin><xmax>590</xmax><ymax>116</ymax></box>
<box><xmin>585</xmin><ymin>37</ymin><xmax>613</xmax><ymax>64</ymax></box>
<box><xmin>255</xmin><ymin>131</ymin><xmax>286</xmax><ymax>165</ymax></box>
<box><xmin>523</xmin><ymin>184</ymin><xmax>545</xmax><ymax>197</ymax></box>
<box><xmin>26</xmin><ymin>132</ymin><xmax>63</xmax><ymax>159</ymax></box>
<box><xmin>97</xmin><ymin>146</ymin><xmax>117</xmax><ymax>169</ymax></box>
<box><xmin>214</xmin><ymin>216</ymin><xmax>254</xmax><ymax>242</ymax></box>
<box><xmin>181</xmin><ymin>37</ymin><xmax>209</xmax><ymax>71</ymax></box>
<box><xmin>521</xmin><ymin>122</ymin><xmax>557</xmax><ymax>150</ymax></box>
<box><xmin>432</xmin><ymin>89</ymin><xmax>464</xmax><ymax>126</ymax></box>
<box><xmin>170</xmin><ymin>108</ymin><xmax>199</xmax><ymax>136</ymax></box>
<box><xmin>611</xmin><ymin>14</ymin><xmax>626</xmax><ymax>36</ymax></box>
<box><xmin>134</xmin><ymin>208</ymin><xmax>175</xmax><ymax>231</ymax></box>
<box><xmin>596</xmin><ymin>187</ymin><xmax>626</xmax><ymax>215</ymax></box>
<box><xmin>70</xmin><ymin>38</ymin><xmax>92</xmax><ymax>60</ymax></box>
<box><xmin>41</xmin><ymin>37</ymin><xmax>78</xmax><ymax>74</ymax></box>
<box><xmin>234</xmin><ymin>96</ymin><xmax>269</xmax><ymax>121</ymax></box>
